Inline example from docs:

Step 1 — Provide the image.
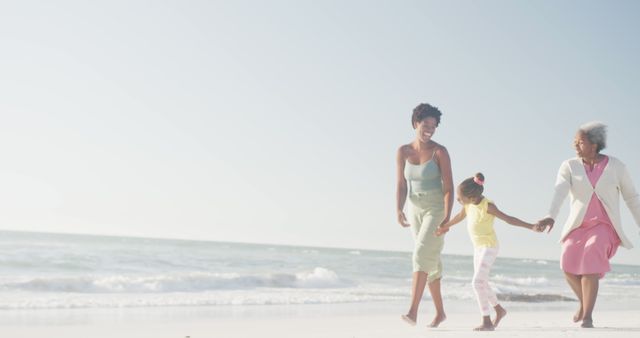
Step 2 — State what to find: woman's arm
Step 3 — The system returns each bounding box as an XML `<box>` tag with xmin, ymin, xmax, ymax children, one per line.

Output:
<box><xmin>618</xmin><ymin>162</ymin><xmax>640</xmax><ymax>228</ymax></box>
<box><xmin>488</xmin><ymin>203</ymin><xmax>535</xmax><ymax>230</ymax></box>
<box><xmin>436</xmin><ymin>146</ymin><xmax>454</xmax><ymax>225</ymax></box>
<box><xmin>542</xmin><ymin>160</ymin><xmax>572</xmax><ymax>233</ymax></box>
<box><xmin>396</xmin><ymin>146</ymin><xmax>410</xmax><ymax>227</ymax></box>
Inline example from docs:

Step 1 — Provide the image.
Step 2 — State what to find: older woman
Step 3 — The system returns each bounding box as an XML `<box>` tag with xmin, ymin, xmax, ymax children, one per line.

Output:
<box><xmin>538</xmin><ymin>122</ymin><xmax>640</xmax><ymax>328</ymax></box>
<box><xmin>396</xmin><ymin>103</ymin><xmax>453</xmax><ymax>328</ymax></box>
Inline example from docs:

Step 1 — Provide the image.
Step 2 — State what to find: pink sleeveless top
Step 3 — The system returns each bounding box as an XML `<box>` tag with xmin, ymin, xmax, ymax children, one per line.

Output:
<box><xmin>582</xmin><ymin>157</ymin><xmax>613</xmax><ymax>228</ymax></box>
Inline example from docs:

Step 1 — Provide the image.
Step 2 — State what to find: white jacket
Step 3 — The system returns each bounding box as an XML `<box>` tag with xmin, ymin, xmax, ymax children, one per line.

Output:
<box><xmin>547</xmin><ymin>156</ymin><xmax>640</xmax><ymax>249</ymax></box>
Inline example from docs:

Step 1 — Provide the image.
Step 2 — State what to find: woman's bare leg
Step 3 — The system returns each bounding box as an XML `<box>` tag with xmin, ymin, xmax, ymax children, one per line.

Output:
<box><xmin>403</xmin><ymin>271</ymin><xmax>428</xmax><ymax>323</ymax></box>
<box><xmin>564</xmin><ymin>272</ymin><xmax>583</xmax><ymax>322</ymax></box>
<box><xmin>581</xmin><ymin>274</ymin><xmax>599</xmax><ymax>328</ymax></box>
<box><xmin>427</xmin><ymin>278</ymin><xmax>446</xmax><ymax>327</ymax></box>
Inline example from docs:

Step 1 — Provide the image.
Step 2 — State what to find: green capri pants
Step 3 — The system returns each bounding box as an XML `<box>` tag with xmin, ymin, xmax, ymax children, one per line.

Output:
<box><xmin>407</xmin><ymin>190</ymin><xmax>445</xmax><ymax>282</ymax></box>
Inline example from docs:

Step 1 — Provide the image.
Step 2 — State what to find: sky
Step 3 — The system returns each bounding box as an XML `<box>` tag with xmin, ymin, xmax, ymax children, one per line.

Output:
<box><xmin>1</xmin><ymin>0</ymin><xmax>639</xmax><ymax>265</ymax></box>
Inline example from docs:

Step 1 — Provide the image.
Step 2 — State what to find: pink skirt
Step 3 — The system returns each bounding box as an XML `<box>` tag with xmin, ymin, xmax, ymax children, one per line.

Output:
<box><xmin>561</xmin><ymin>222</ymin><xmax>621</xmax><ymax>278</ymax></box>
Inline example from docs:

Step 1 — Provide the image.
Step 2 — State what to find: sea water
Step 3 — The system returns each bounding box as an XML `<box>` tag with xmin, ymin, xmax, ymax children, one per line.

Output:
<box><xmin>1</xmin><ymin>230</ymin><xmax>638</xmax><ymax>311</ymax></box>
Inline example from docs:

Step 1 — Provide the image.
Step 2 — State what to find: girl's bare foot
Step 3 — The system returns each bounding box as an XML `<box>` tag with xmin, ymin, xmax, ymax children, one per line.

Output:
<box><xmin>573</xmin><ymin>307</ymin><xmax>583</xmax><ymax>323</ymax></box>
<box><xmin>493</xmin><ymin>305</ymin><xmax>507</xmax><ymax>328</ymax></box>
<box><xmin>427</xmin><ymin>313</ymin><xmax>446</xmax><ymax>328</ymax></box>
<box><xmin>473</xmin><ymin>316</ymin><xmax>494</xmax><ymax>331</ymax></box>
<box><xmin>473</xmin><ymin>324</ymin><xmax>495</xmax><ymax>331</ymax></box>
<box><xmin>401</xmin><ymin>314</ymin><xmax>416</xmax><ymax>326</ymax></box>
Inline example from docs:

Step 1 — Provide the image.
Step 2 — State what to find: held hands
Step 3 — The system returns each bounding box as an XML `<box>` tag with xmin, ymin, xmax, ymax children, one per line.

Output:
<box><xmin>435</xmin><ymin>217</ymin><xmax>451</xmax><ymax>236</ymax></box>
<box><xmin>397</xmin><ymin>211</ymin><xmax>411</xmax><ymax>228</ymax></box>
<box><xmin>534</xmin><ymin>218</ymin><xmax>555</xmax><ymax>233</ymax></box>
<box><xmin>435</xmin><ymin>225</ymin><xmax>450</xmax><ymax>236</ymax></box>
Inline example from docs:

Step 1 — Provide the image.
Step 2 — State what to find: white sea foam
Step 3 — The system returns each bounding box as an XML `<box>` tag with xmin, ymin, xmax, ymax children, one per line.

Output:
<box><xmin>295</xmin><ymin>267</ymin><xmax>345</xmax><ymax>288</ymax></box>
<box><xmin>0</xmin><ymin>287</ymin><xmax>407</xmax><ymax>310</ymax></box>
<box><xmin>520</xmin><ymin>259</ymin><xmax>548</xmax><ymax>265</ymax></box>
<box><xmin>492</xmin><ymin>275</ymin><xmax>550</xmax><ymax>287</ymax></box>
<box><xmin>602</xmin><ymin>276</ymin><xmax>640</xmax><ymax>286</ymax></box>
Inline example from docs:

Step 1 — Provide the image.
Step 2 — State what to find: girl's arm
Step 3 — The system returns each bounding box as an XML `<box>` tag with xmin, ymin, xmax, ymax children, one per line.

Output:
<box><xmin>436</xmin><ymin>146</ymin><xmax>454</xmax><ymax>226</ymax></box>
<box><xmin>436</xmin><ymin>208</ymin><xmax>466</xmax><ymax>236</ymax></box>
<box><xmin>396</xmin><ymin>146</ymin><xmax>411</xmax><ymax>227</ymax></box>
<box><xmin>487</xmin><ymin>203</ymin><xmax>535</xmax><ymax>230</ymax></box>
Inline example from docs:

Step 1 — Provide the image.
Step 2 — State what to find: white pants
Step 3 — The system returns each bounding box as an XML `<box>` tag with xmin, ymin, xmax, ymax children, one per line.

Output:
<box><xmin>472</xmin><ymin>247</ymin><xmax>499</xmax><ymax>316</ymax></box>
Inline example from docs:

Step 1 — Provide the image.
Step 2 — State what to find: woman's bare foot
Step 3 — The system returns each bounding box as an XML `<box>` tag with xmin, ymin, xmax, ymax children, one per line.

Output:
<box><xmin>427</xmin><ymin>313</ymin><xmax>446</xmax><ymax>328</ymax></box>
<box><xmin>573</xmin><ymin>307</ymin><xmax>583</xmax><ymax>323</ymax></box>
<box><xmin>581</xmin><ymin>317</ymin><xmax>594</xmax><ymax>328</ymax></box>
<box><xmin>401</xmin><ymin>314</ymin><xmax>416</xmax><ymax>326</ymax></box>
<box><xmin>493</xmin><ymin>305</ymin><xmax>507</xmax><ymax>328</ymax></box>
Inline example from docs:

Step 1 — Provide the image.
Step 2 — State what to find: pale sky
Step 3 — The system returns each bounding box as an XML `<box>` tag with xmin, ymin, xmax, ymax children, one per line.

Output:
<box><xmin>1</xmin><ymin>0</ymin><xmax>639</xmax><ymax>265</ymax></box>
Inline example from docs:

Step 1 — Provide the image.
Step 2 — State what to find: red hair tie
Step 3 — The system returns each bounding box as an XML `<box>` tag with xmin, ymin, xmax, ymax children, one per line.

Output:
<box><xmin>473</xmin><ymin>177</ymin><xmax>484</xmax><ymax>185</ymax></box>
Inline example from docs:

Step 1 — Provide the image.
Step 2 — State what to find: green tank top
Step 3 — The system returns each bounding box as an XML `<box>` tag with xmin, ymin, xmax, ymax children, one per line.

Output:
<box><xmin>404</xmin><ymin>150</ymin><xmax>443</xmax><ymax>194</ymax></box>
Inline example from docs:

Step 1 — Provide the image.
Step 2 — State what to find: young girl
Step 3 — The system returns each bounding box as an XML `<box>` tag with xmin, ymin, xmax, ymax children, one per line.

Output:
<box><xmin>436</xmin><ymin>173</ymin><xmax>538</xmax><ymax>331</ymax></box>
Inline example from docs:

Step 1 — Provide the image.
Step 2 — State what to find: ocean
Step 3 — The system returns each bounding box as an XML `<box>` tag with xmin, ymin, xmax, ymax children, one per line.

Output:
<box><xmin>1</xmin><ymin>230</ymin><xmax>639</xmax><ymax>311</ymax></box>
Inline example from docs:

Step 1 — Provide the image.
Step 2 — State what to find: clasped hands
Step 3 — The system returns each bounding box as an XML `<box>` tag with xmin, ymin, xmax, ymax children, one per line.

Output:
<box><xmin>533</xmin><ymin>217</ymin><xmax>555</xmax><ymax>233</ymax></box>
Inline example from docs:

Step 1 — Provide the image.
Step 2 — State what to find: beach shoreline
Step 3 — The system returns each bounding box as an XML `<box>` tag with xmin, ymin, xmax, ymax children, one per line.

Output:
<box><xmin>2</xmin><ymin>231</ymin><xmax>638</xmax><ymax>337</ymax></box>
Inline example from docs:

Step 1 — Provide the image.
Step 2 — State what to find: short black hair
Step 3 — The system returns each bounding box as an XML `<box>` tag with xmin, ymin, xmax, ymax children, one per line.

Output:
<box><xmin>412</xmin><ymin>103</ymin><xmax>442</xmax><ymax>128</ymax></box>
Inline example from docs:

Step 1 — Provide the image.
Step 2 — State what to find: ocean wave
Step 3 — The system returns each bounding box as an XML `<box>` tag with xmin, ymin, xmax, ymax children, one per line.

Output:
<box><xmin>443</xmin><ymin>275</ymin><xmax>551</xmax><ymax>288</ymax></box>
<box><xmin>0</xmin><ymin>256</ymin><xmax>99</xmax><ymax>272</ymax></box>
<box><xmin>602</xmin><ymin>276</ymin><xmax>640</xmax><ymax>286</ymax></box>
<box><xmin>497</xmin><ymin>293</ymin><xmax>576</xmax><ymax>303</ymax></box>
<box><xmin>520</xmin><ymin>259</ymin><xmax>549</xmax><ymax>265</ymax></box>
<box><xmin>0</xmin><ymin>287</ymin><xmax>579</xmax><ymax>310</ymax></box>
<box><xmin>492</xmin><ymin>275</ymin><xmax>550</xmax><ymax>287</ymax></box>
<box><xmin>0</xmin><ymin>288</ymin><xmax>405</xmax><ymax>309</ymax></box>
<box><xmin>1</xmin><ymin>267</ymin><xmax>351</xmax><ymax>293</ymax></box>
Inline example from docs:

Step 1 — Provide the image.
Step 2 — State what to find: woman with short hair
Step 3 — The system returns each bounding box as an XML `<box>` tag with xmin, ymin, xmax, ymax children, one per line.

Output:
<box><xmin>396</xmin><ymin>103</ymin><xmax>454</xmax><ymax>328</ymax></box>
<box><xmin>538</xmin><ymin>121</ymin><xmax>640</xmax><ymax>328</ymax></box>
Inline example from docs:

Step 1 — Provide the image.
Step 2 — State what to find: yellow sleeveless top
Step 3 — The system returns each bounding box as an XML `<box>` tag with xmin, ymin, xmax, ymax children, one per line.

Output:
<box><xmin>464</xmin><ymin>198</ymin><xmax>498</xmax><ymax>248</ymax></box>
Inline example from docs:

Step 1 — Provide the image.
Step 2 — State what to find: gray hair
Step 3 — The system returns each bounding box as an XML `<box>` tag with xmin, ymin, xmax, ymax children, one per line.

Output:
<box><xmin>579</xmin><ymin>121</ymin><xmax>607</xmax><ymax>153</ymax></box>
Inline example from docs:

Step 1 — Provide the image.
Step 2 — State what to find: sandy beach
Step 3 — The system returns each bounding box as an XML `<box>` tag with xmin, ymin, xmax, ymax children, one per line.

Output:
<box><xmin>3</xmin><ymin>301</ymin><xmax>639</xmax><ymax>338</ymax></box>
<box><xmin>5</xmin><ymin>310</ymin><xmax>640</xmax><ymax>338</ymax></box>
